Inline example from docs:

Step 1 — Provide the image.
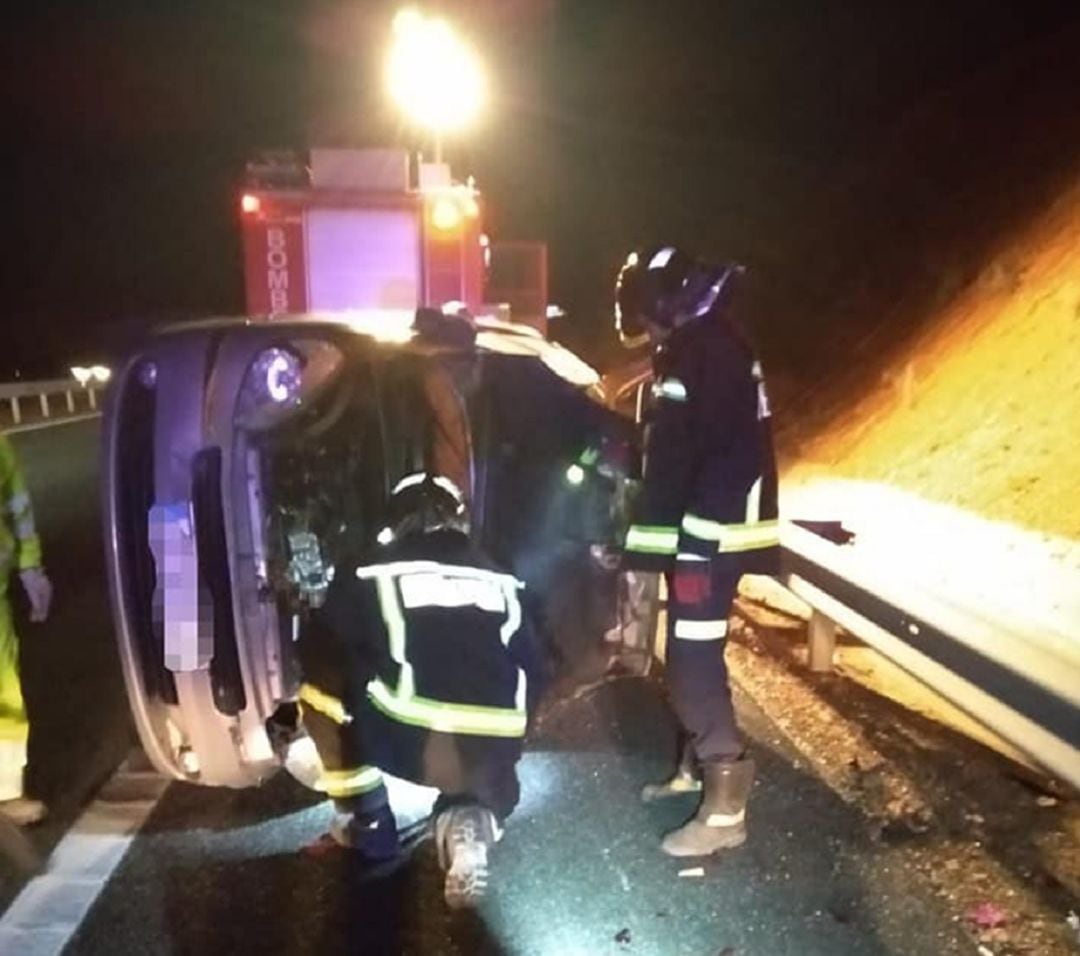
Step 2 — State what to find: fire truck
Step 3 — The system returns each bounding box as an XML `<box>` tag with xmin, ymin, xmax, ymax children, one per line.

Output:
<box><xmin>239</xmin><ymin>147</ymin><xmax>549</xmax><ymax>333</ymax></box>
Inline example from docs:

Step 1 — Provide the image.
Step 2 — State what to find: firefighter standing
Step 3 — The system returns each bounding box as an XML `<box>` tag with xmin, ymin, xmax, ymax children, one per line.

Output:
<box><xmin>0</xmin><ymin>435</ymin><xmax>53</xmax><ymax>825</ymax></box>
<box><xmin>297</xmin><ymin>471</ymin><xmax>543</xmax><ymax>908</ymax></box>
<box><xmin>613</xmin><ymin>246</ymin><xmax>780</xmax><ymax>857</ymax></box>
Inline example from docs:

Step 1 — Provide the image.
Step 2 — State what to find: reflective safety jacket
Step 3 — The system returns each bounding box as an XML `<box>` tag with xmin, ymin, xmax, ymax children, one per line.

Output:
<box><xmin>623</xmin><ymin>305</ymin><xmax>780</xmax><ymax>576</ymax></box>
<box><xmin>308</xmin><ymin>529</ymin><xmax>544</xmax><ymax>787</ymax></box>
<box><xmin>0</xmin><ymin>435</ymin><xmax>43</xmax><ymax>582</ymax></box>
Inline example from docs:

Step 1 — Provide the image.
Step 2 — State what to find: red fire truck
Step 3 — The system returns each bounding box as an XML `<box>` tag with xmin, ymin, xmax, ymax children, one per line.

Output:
<box><xmin>239</xmin><ymin>148</ymin><xmax>548</xmax><ymax>332</ymax></box>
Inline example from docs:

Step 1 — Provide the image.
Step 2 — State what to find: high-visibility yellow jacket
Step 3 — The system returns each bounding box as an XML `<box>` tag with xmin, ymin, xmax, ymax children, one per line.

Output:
<box><xmin>0</xmin><ymin>435</ymin><xmax>42</xmax><ymax>580</ymax></box>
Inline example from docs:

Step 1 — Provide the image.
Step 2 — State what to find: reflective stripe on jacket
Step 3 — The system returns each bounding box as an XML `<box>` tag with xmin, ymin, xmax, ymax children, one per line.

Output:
<box><xmin>316</xmin><ymin>531</ymin><xmax>542</xmax><ymax>760</ymax></box>
<box><xmin>623</xmin><ymin>304</ymin><xmax>780</xmax><ymax>575</ymax></box>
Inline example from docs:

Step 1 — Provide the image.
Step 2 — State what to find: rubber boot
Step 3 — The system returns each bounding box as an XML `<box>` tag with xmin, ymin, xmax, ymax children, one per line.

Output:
<box><xmin>640</xmin><ymin>740</ymin><xmax>701</xmax><ymax>802</ymax></box>
<box><xmin>660</xmin><ymin>757</ymin><xmax>754</xmax><ymax>857</ymax></box>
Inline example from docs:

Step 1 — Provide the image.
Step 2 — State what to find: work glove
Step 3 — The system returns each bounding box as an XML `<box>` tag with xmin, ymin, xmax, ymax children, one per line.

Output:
<box><xmin>19</xmin><ymin>568</ymin><xmax>53</xmax><ymax>623</ymax></box>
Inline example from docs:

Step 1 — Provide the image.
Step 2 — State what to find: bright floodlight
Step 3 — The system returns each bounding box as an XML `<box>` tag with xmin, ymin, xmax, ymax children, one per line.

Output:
<box><xmin>387</xmin><ymin>8</ymin><xmax>486</xmax><ymax>134</ymax></box>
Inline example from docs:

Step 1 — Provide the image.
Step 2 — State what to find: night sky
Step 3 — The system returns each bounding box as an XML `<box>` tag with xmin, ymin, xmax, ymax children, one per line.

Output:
<box><xmin>3</xmin><ymin>0</ymin><xmax>1079</xmax><ymax>378</ymax></box>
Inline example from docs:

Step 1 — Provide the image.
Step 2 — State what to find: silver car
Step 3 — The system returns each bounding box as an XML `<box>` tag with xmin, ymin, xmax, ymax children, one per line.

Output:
<box><xmin>102</xmin><ymin>311</ymin><xmax>641</xmax><ymax>788</ymax></box>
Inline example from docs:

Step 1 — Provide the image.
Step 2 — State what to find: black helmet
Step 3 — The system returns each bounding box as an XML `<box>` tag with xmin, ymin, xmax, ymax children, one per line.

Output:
<box><xmin>381</xmin><ymin>471</ymin><xmax>468</xmax><ymax>543</ymax></box>
<box><xmin>615</xmin><ymin>246</ymin><xmax>743</xmax><ymax>347</ymax></box>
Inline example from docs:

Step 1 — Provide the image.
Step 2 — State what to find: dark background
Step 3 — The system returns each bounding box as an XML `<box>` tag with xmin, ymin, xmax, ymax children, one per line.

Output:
<box><xmin>3</xmin><ymin>0</ymin><xmax>1079</xmax><ymax>380</ymax></box>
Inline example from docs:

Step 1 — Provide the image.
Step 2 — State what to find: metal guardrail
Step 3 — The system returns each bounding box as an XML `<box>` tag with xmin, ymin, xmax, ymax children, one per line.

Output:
<box><xmin>0</xmin><ymin>379</ymin><xmax>106</xmax><ymax>427</ymax></box>
<box><xmin>780</xmin><ymin>521</ymin><xmax>1080</xmax><ymax>791</ymax></box>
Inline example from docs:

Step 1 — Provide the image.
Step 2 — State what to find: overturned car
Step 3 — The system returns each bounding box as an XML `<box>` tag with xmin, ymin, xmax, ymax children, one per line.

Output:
<box><xmin>102</xmin><ymin>310</ymin><xmax>641</xmax><ymax>787</ymax></box>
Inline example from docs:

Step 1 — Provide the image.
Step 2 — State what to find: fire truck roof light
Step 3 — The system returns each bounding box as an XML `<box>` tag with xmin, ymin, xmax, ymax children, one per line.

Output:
<box><xmin>431</xmin><ymin>196</ymin><xmax>463</xmax><ymax>231</ymax></box>
<box><xmin>241</xmin><ymin>194</ymin><xmax>261</xmax><ymax>214</ymax></box>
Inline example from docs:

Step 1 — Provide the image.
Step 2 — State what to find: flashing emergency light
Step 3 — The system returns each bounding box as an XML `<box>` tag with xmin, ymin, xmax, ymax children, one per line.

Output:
<box><xmin>431</xmin><ymin>195</ymin><xmax>463</xmax><ymax>231</ymax></box>
<box><xmin>387</xmin><ymin>8</ymin><xmax>486</xmax><ymax>134</ymax></box>
<box><xmin>241</xmin><ymin>194</ymin><xmax>261</xmax><ymax>215</ymax></box>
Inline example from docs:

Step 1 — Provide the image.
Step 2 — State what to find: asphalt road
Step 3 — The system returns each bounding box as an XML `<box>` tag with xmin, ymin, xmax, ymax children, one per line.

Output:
<box><xmin>0</xmin><ymin>419</ymin><xmax>133</xmax><ymax>910</ymax></box>
<box><xmin>66</xmin><ymin>677</ymin><xmax>973</xmax><ymax>956</ymax></box>
<box><xmin>0</xmin><ymin>419</ymin><xmax>1007</xmax><ymax>954</ymax></box>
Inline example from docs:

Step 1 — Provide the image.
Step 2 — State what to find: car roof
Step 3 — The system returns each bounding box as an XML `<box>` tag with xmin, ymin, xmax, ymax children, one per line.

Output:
<box><xmin>156</xmin><ymin>311</ymin><xmax>601</xmax><ymax>391</ymax></box>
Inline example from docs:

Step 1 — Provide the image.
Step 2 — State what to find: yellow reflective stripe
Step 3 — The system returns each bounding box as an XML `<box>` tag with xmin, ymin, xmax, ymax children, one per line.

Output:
<box><xmin>316</xmin><ymin>765</ymin><xmax>383</xmax><ymax>798</ymax></box>
<box><xmin>399</xmin><ymin>573</ymin><xmax>506</xmax><ymax>612</ymax></box>
<box><xmin>625</xmin><ymin>525</ymin><xmax>678</xmax><ymax>555</ymax></box>
<box><xmin>514</xmin><ymin>669</ymin><xmax>527</xmax><ymax>712</ymax></box>
<box><xmin>681</xmin><ymin>515</ymin><xmax>780</xmax><ymax>553</ymax></box>
<box><xmin>366</xmin><ymin>677</ymin><xmax>527</xmax><ymax>738</ymax></box>
<box><xmin>356</xmin><ymin>560</ymin><xmax>521</xmax><ymax>590</ymax></box>
<box><xmin>673</xmin><ymin>618</ymin><xmax>729</xmax><ymax>641</ymax></box>
<box><xmin>745</xmin><ymin>477</ymin><xmax>762</xmax><ymax>524</ymax></box>
<box><xmin>500</xmin><ymin>580</ymin><xmax>522</xmax><ymax>647</ymax></box>
<box><xmin>374</xmin><ymin>573</ymin><xmax>414</xmax><ymax>698</ymax></box>
<box><xmin>298</xmin><ymin>683</ymin><xmax>353</xmax><ymax>725</ymax></box>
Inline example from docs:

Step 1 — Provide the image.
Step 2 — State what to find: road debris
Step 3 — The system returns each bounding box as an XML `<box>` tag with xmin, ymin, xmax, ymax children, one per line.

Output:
<box><xmin>678</xmin><ymin>866</ymin><xmax>705</xmax><ymax>878</ymax></box>
<box><xmin>614</xmin><ymin>927</ymin><xmax>632</xmax><ymax>945</ymax></box>
<box><xmin>966</xmin><ymin>902</ymin><xmax>1009</xmax><ymax>929</ymax></box>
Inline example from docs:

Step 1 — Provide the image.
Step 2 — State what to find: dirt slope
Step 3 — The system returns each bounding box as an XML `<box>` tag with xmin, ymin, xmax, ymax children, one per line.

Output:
<box><xmin>785</xmin><ymin>177</ymin><xmax>1080</xmax><ymax>542</ymax></box>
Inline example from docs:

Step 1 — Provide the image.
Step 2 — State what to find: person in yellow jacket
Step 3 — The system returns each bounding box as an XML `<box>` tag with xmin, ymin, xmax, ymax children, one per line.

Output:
<box><xmin>0</xmin><ymin>434</ymin><xmax>52</xmax><ymax>825</ymax></box>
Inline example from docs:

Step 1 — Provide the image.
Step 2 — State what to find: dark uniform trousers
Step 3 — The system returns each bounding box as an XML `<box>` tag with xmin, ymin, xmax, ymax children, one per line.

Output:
<box><xmin>664</xmin><ymin>559</ymin><xmax>743</xmax><ymax>762</ymax></box>
<box><xmin>298</xmin><ymin>614</ymin><xmax>524</xmax><ymax>822</ymax></box>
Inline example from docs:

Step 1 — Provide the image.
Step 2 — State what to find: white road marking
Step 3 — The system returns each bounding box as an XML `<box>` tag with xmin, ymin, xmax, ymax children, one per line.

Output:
<box><xmin>2</xmin><ymin>413</ymin><xmax>102</xmax><ymax>436</ymax></box>
<box><xmin>0</xmin><ymin>767</ymin><xmax>168</xmax><ymax>955</ymax></box>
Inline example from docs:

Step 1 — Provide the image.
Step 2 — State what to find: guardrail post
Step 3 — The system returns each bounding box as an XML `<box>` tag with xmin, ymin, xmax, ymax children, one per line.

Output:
<box><xmin>8</xmin><ymin>397</ymin><xmax>19</xmax><ymax>426</ymax></box>
<box><xmin>39</xmin><ymin>393</ymin><xmax>50</xmax><ymax>418</ymax></box>
<box><xmin>807</xmin><ymin>611</ymin><xmax>837</xmax><ymax>672</ymax></box>
<box><xmin>66</xmin><ymin>390</ymin><xmax>75</xmax><ymax>413</ymax></box>
<box><xmin>88</xmin><ymin>388</ymin><xmax>97</xmax><ymax>410</ymax></box>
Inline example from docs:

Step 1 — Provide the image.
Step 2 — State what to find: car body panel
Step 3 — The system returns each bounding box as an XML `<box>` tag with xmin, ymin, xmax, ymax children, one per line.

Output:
<box><xmin>103</xmin><ymin>314</ymin><xmax>636</xmax><ymax>787</ymax></box>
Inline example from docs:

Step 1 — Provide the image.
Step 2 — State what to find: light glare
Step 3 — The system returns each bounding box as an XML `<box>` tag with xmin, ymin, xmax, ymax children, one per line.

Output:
<box><xmin>387</xmin><ymin>9</ymin><xmax>486</xmax><ymax>133</ymax></box>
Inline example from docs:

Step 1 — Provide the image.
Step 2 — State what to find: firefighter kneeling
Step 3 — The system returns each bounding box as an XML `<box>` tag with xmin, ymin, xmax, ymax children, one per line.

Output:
<box><xmin>297</xmin><ymin>472</ymin><xmax>543</xmax><ymax>908</ymax></box>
